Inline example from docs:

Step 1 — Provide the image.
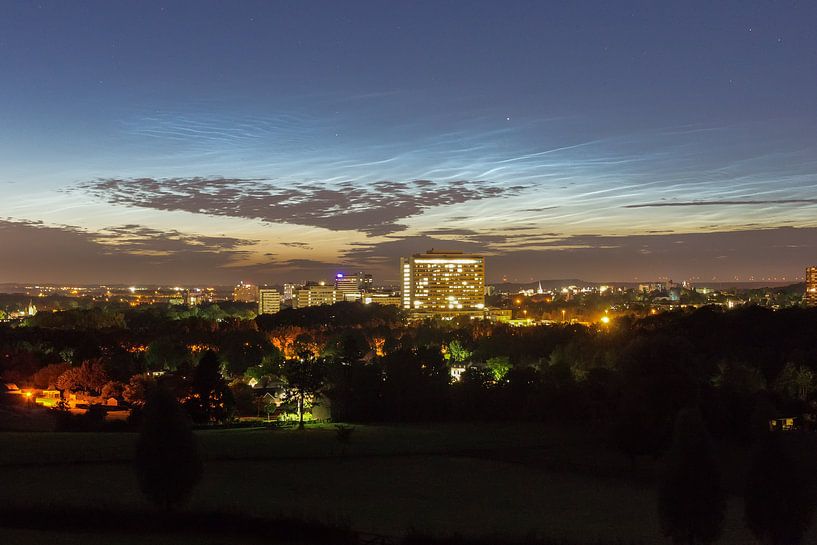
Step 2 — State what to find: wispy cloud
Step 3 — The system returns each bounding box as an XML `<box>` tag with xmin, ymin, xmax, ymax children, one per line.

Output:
<box><xmin>625</xmin><ymin>199</ymin><xmax>817</xmax><ymax>208</ymax></box>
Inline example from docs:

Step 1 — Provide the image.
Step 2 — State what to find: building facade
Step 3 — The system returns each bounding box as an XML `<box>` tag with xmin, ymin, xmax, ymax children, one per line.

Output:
<box><xmin>806</xmin><ymin>266</ymin><xmax>817</xmax><ymax>307</ymax></box>
<box><xmin>400</xmin><ymin>250</ymin><xmax>485</xmax><ymax>318</ymax></box>
<box><xmin>258</xmin><ymin>288</ymin><xmax>282</xmax><ymax>315</ymax></box>
<box><xmin>293</xmin><ymin>284</ymin><xmax>338</xmax><ymax>308</ymax></box>
<box><xmin>334</xmin><ymin>273</ymin><xmax>360</xmax><ymax>298</ymax></box>
<box><xmin>334</xmin><ymin>272</ymin><xmax>372</xmax><ymax>294</ymax></box>
<box><xmin>233</xmin><ymin>281</ymin><xmax>258</xmax><ymax>302</ymax></box>
<box><xmin>282</xmin><ymin>283</ymin><xmax>297</xmax><ymax>302</ymax></box>
<box><xmin>362</xmin><ymin>293</ymin><xmax>402</xmax><ymax>307</ymax></box>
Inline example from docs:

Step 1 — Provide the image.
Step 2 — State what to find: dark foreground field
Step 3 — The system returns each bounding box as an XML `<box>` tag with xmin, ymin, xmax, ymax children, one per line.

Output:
<box><xmin>0</xmin><ymin>423</ymin><xmax>810</xmax><ymax>544</ymax></box>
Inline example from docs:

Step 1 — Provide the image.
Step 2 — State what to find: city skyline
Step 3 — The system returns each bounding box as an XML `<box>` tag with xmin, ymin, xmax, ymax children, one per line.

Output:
<box><xmin>2</xmin><ymin>1</ymin><xmax>817</xmax><ymax>284</ymax></box>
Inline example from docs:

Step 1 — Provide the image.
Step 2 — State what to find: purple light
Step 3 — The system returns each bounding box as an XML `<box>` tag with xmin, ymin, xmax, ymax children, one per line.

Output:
<box><xmin>336</xmin><ymin>273</ymin><xmax>344</xmax><ymax>278</ymax></box>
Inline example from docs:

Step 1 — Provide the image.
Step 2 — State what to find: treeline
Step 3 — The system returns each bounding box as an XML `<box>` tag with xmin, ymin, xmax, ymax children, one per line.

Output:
<box><xmin>3</xmin><ymin>302</ymin><xmax>817</xmax><ymax>446</ymax></box>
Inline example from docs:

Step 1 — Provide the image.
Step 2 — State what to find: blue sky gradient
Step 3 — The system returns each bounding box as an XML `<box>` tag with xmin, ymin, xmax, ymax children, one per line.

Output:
<box><xmin>1</xmin><ymin>1</ymin><xmax>816</xmax><ymax>284</ymax></box>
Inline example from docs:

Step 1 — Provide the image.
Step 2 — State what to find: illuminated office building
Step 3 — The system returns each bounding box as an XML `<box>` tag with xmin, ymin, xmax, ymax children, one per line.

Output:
<box><xmin>400</xmin><ymin>250</ymin><xmax>485</xmax><ymax>318</ymax></box>
<box><xmin>258</xmin><ymin>288</ymin><xmax>281</xmax><ymax>315</ymax></box>
<box><xmin>806</xmin><ymin>266</ymin><xmax>817</xmax><ymax>306</ymax></box>
<box><xmin>334</xmin><ymin>272</ymin><xmax>372</xmax><ymax>294</ymax></box>
<box><xmin>334</xmin><ymin>273</ymin><xmax>360</xmax><ymax>296</ymax></box>
<box><xmin>293</xmin><ymin>284</ymin><xmax>337</xmax><ymax>308</ymax></box>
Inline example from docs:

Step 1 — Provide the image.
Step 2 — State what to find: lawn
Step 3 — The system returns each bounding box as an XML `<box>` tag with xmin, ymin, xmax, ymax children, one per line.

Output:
<box><xmin>0</xmin><ymin>423</ymin><xmax>812</xmax><ymax>544</ymax></box>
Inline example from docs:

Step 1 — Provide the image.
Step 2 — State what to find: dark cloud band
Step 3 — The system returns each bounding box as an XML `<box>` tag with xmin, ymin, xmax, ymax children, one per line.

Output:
<box><xmin>77</xmin><ymin>177</ymin><xmax>524</xmax><ymax>236</ymax></box>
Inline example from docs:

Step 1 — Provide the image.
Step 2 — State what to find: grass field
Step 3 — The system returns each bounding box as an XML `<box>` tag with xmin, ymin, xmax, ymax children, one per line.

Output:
<box><xmin>0</xmin><ymin>423</ymin><xmax>813</xmax><ymax>544</ymax></box>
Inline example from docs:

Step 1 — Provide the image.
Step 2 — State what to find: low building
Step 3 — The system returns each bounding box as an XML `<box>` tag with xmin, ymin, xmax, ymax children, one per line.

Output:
<box><xmin>362</xmin><ymin>293</ymin><xmax>402</xmax><ymax>307</ymax></box>
<box><xmin>486</xmin><ymin>308</ymin><xmax>512</xmax><ymax>323</ymax></box>
<box><xmin>35</xmin><ymin>389</ymin><xmax>61</xmax><ymax>408</ymax></box>
<box><xmin>293</xmin><ymin>284</ymin><xmax>338</xmax><ymax>308</ymax></box>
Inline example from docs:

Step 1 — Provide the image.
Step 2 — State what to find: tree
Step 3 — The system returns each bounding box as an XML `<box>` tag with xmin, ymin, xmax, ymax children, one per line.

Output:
<box><xmin>55</xmin><ymin>360</ymin><xmax>109</xmax><ymax>395</ymax></box>
<box><xmin>145</xmin><ymin>338</ymin><xmax>191</xmax><ymax>372</ymax></box>
<box><xmin>613</xmin><ymin>336</ymin><xmax>701</xmax><ymax>463</ymax></box>
<box><xmin>31</xmin><ymin>362</ymin><xmax>71</xmax><ymax>389</ymax></box>
<box><xmin>268</xmin><ymin>326</ymin><xmax>304</xmax><ymax>359</ymax></box>
<box><xmin>218</xmin><ymin>330</ymin><xmax>269</xmax><ymax>376</ymax></box>
<box><xmin>745</xmin><ymin>432</ymin><xmax>815</xmax><ymax>545</ymax></box>
<box><xmin>134</xmin><ymin>385</ymin><xmax>202</xmax><ymax>510</ymax></box>
<box><xmin>185</xmin><ymin>350</ymin><xmax>233</xmax><ymax>423</ymax></box>
<box><xmin>486</xmin><ymin>356</ymin><xmax>511</xmax><ymax>381</ymax></box>
<box><xmin>446</xmin><ymin>340</ymin><xmax>472</xmax><ymax>364</ymax></box>
<box><xmin>100</xmin><ymin>380</ymin><xmax>124</xmax><ymax>400</ymax></box>
<box><xmin>230</xmin><ymin>381</ymin><xmax>257</xmax><ymax>417</ymax></box>
<box><xmin>123</xmin><ymin>374</ymin><xmax>158</xmax><ymax>407</ymax></box>
<box><xmin>774</xmin><ymin>363</ymin><xmax>816</xmax><ymax>401</ymax></box>
<box><xmin>380</xmin><ymin>347</ymin><xmax>449</xmax><ymax>421</ymax></box>
<box><xmin>657</xmin><ymin>406</ymin><xmax>726</xmax><ymax>545</ymax></box>
<box><xmin>281</xmin><ymin>352</ymin><xmax>328</xmax><ymax>429</ymax></box>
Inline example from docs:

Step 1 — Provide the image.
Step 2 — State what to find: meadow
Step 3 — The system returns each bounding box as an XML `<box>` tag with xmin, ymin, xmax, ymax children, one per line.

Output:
<box><xmin>0</xmin><ymin>423</ymin><xmax>811</xmax><ymax>544</ymax></box>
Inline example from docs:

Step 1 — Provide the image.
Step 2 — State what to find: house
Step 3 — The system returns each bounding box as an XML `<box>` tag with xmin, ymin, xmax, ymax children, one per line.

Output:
<box><xmin>769</xmin><ymin>417</ymin><xmax>798</xmax><ymax>432</ymax></box>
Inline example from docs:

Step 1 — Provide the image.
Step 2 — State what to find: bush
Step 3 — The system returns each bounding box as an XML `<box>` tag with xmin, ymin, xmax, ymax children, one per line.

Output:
<box><xmin>134</xmin><ymin>386</ymin><xmax>202</xmax><ymax>509</ymax></box>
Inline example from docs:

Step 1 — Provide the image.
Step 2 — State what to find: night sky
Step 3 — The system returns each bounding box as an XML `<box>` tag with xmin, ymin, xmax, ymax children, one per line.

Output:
<box><xmin>1</xmin><ymin>1</ymin><xmax>816</xmax><ymax>285</ymax></box>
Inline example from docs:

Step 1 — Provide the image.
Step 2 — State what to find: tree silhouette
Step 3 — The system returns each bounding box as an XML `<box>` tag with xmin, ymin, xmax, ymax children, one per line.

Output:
<box><xmin>185</xmin><ymin>350</ymin><xmax>233</xmax><ymax>423</ymax></box>
<box><xmin>745</xmin><ymin>432</ymin><xmax>815</xmax><ymax>545</ymax></box>
<box><xmin>134</xmin><ymin>385</ymin><xmax>202</xmax><ymax>510</ymax></box>
<box><xmin>657</xmin><ymin>406</ymin><xmax>726</xmax><ymax>545</ymax></box>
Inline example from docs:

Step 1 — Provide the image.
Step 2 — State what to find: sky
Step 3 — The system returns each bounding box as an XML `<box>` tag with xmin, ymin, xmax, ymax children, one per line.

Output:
<box><xmin>1</xmin><ymin>0</ymin><xmax>816</xmax><ymax>285</ymax></box>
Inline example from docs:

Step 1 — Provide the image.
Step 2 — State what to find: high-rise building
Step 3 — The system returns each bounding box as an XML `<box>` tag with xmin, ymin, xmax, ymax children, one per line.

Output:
<box><xmin>805</xmin><ymin>266</ymin><xmax>817</xmax><ymax>306</ymax></box>
<box><xmin>233</xmin><ymin>281</ymin><xmax>258</xmax><ymax>302</ymax></box>
<box><xmin>282</xmin><ymin>283</ymin><xmax>297</xmax><ymax>302</ymax></box>
<box><xmin>293</xmin><ymin>284</ymin><xmax>338</xmax><ymax>308</ymax></box>
<box><xmin>400</xmin><ymin>249</ymin><xmax>485</xmax><ymax>317</ymax></box>
<box><xmin>334</xmin><ymin>273</ymin><xmax>360</xmax><ymax>296</ymax></box>
<box><xmin>334</xmin><ymin>272</ymin><xmax>373</xmax><ymax>294</ymax></box>
<box><xmin>358</xmin><ymin>272</ymin><xmax>373</xmax><ymax>292</ymax></box>
<box><xmin>258</xmin><ymin>288</ymin><xmax>281</xmax><ymax>315</ymax></box>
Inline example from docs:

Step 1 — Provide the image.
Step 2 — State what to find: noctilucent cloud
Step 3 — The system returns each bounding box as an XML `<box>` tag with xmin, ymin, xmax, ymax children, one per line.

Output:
<box><xmin>1</xmin><ymin>1</ymin><xmax>816</xmax><ymax>285</ymax></box>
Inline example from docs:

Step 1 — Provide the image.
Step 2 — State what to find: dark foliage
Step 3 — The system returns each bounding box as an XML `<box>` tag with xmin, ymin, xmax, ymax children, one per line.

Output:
<box><xmin>657</xmin><ymin>406</ymin><xmax>725</xmax><ymax>544</ymax></box>
<box><xmin>134</xmin><ymin>386</ymin><xmax>202</xmax><ymax>509</ymax></box>
<box><xmin>380</xmin><ymin>347</ymin><xmax>449</xmax><ymax>421</ymax></box>
<box><xmin>744</xmin><ymin>432</ymin><xmax>815</xmax><ymax>545</ymax></box>
<box><xmin>184</xmin><ymin>350</ymin><xmax>233</xmax><ymax>423</ymax></box>
<box><xmin>52</xmin><ymin>404</ymin><xmax>110</xmax><ymax>432</ymax></box>
<box><xmin>327</xmin><ymin>360</ymin><xmax>383</xmax><ymax>422</ymax></box>
<box><xmin>256</xmin><ymin>301</ymin><xmax>403</xmax><ymax>330</ymax></box>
